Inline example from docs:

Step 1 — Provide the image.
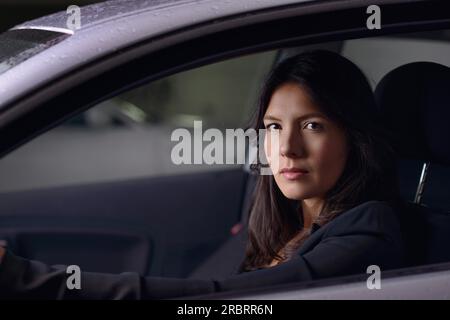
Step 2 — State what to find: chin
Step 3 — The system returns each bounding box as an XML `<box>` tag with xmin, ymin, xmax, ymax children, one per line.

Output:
<box><xmin>279</xmin><ymin>185</ymin><xmax>317</xmax><ymax>200</ymax></box>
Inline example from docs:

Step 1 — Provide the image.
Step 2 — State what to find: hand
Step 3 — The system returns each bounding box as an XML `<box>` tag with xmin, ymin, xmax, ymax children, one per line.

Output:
<box><xmin>0</xmin><ymin>246</ymin><xmax>5</xmax><ymax>265</ymax></box>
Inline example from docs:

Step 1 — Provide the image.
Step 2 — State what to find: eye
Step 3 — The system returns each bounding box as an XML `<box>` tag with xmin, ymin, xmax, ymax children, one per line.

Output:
<box><xmin>304</xmin><ymin>121</ymin><xmax>323</xmax><ymax>131</ymax></box>
<box><xmin>265</xmin><ymin>123</ymin><xmax>281</xmax><ymax>131</ymax></box>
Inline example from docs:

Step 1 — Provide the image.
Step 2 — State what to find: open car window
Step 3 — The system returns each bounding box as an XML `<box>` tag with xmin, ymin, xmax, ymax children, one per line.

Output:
<box><xmin>0</xmin><ymin>50</ymin><xmax>276</xmax><ymax>192</ymax></box>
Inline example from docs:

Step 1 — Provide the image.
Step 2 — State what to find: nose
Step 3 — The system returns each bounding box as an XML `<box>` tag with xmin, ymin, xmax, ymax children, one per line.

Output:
<box><xmin>279</xmin><ymin>127</ymin><xmax>304</xmax><ymax>158</ymax></box>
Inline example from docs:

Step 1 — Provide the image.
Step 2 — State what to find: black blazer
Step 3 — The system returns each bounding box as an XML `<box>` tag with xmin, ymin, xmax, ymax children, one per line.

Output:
<box><xmin>0</xmin><ymin>200</ymin><xmax>405</xmax><ymax>299</ymax></box>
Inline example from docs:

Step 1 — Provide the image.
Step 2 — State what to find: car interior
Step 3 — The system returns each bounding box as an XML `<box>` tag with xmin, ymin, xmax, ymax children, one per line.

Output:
<box><xmin>0</xmin><ymin>27</ymin><xmax>449</xmax><ymax>296</ymax></box>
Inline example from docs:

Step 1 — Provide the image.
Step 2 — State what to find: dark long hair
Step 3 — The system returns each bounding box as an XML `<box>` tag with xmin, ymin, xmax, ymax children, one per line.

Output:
<box><xmin>240</xmin><ymin>50</ymin><xmax>400</xmax><ymax>272</ymax></box>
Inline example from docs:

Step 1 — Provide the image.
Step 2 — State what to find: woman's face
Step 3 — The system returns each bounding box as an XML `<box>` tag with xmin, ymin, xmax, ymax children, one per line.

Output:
<box><xmin>263</xmin><ymin>82</ymin><xmax>348</xmax><ymax>201</ymax></box>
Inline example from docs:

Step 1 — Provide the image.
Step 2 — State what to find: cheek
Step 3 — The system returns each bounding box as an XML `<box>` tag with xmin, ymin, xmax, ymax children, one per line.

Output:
<box><xmin>309</xmin><ymin>134</ymin><xmax>348</xmax><ymax>183</ymax></box>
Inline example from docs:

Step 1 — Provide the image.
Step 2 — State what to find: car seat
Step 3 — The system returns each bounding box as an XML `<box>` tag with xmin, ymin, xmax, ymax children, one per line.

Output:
<box><xmin>375</xmin><ymin>61</ymin><xmax>450</xmax><ymax>266</ymax></box>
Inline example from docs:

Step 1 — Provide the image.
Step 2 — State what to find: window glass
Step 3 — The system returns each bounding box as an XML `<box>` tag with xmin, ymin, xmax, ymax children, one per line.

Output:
<box><xmin>0</xmin><ymin>29</ymin><xmax>69</xmax><ymax>74</ymax></box>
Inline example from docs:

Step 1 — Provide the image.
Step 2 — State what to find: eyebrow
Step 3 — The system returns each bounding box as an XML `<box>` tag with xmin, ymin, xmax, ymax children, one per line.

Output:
<box><xmin>263</xmin><ymin>112</ymin><xmax>326</xmax><ymax>122</ymax></box>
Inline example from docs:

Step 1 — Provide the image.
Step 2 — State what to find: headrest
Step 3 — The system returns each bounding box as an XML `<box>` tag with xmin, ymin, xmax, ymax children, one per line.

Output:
<box><xmin>375</xmin><ymin>62</ymin><xmax>450</xmax><ymax>165</ymax></box>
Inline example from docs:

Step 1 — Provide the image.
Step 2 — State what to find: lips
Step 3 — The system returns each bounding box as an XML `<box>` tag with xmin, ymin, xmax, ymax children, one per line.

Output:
<box><xmin>279</xmin><ymin>167</ymin><xmax>309</xmax><ymax>180</ymax></box>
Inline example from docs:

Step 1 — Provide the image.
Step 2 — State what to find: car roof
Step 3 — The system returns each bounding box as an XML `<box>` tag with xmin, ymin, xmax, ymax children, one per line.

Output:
<box><xmin>0</xmin><ymin>0</ymin><xmax>315</xmax><ymax>108</ymax></box>
<box><xmin>14</xmin><ymin>0</ymin><xmax>203</xmax><ymax>33</ymax></box>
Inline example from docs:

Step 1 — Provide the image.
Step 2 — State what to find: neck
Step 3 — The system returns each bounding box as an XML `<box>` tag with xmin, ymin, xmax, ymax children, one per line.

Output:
<box><xmin>300</xmin><ymin>198</ymin><xmax>324</xmax><ymax>229</ymax></box>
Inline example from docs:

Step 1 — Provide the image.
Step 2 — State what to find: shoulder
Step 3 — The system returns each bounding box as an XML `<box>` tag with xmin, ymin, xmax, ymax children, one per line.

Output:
<box><xmin>322</xmin><ymin>200</ymin><xmax>402</xmax><ymax>238</ymax></box>
<box><xmin>302</xmin><ymin>201</ymin><xmax>405</xmax><ymax>275</ymax></box>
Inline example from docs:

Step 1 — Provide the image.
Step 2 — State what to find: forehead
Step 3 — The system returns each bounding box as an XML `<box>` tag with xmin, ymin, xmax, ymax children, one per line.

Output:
<box><xmin>266</xmin><ymin>82</ymin><xmax>320</xmax><ymax>116</ymax></box>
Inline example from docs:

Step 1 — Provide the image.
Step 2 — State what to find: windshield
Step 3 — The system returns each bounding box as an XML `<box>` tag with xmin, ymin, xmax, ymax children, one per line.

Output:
<box><xmin>0</xmin><ymin>29</ymin><xmax>69</xmax><ymax>75</ymax></box>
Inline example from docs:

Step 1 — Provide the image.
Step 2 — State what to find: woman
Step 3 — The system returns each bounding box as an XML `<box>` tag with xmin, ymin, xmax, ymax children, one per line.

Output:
<box><xmin>0</xmin><ymin>50</ymin><xmax>405</xmax><ymax>299</ymax></box>
<box><xmin>239</xmin><ymin>49</ymin><xmax>404</xmax><ymax>273</ymax></box>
